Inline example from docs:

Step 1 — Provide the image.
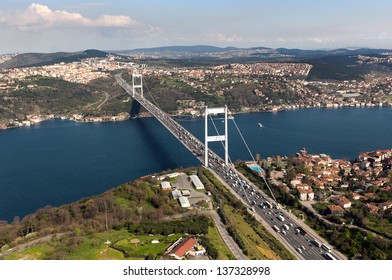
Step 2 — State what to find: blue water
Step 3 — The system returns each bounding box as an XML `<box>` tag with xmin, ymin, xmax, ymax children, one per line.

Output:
<box><xmin>1</xmin><ymin>107</ymin><xmax>391</xmax><ymax>222</ymax></box>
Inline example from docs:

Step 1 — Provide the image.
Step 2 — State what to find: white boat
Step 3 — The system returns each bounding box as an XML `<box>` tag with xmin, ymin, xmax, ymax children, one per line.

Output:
<box><xmin>258</xmin><ymin>123</ymin><xmax>263</xmax><ymax>127</ymax></box>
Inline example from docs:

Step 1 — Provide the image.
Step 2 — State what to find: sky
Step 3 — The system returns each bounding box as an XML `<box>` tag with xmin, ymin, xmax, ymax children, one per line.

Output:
<box><xmin>0</xmin><ymin>0</ymin><xmax>392</xmax><ymax>53</ymax></box>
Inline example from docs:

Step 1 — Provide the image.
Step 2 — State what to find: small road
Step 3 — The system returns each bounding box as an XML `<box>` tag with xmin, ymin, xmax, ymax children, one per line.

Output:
<box><xmin>301</xmin><ymin>200</ymin><xmax>389</xmax><ymax>242</ymax></box>
<box><xmin>207</xmin><ymin>210</ymin><xmax>248</xmax><ymax>260</ymax></box>
<box><xmin>97</xmin><ymin>91</ymin><xmax>110</xmax><ymax>110</ymax></box>
<box><xmin>162</xmin><ymin>210</ymin><xmax>248</xmax><ymax>260</ymax></box>
<box><xmin>0</xmin><ymin>233</ymin><xmax>65</xmax><ymax>259</ymax></box>
<box><xmin>116</xmin><ymin>74</ymin><xmax>345</xmax><ymax>260</ymax></box>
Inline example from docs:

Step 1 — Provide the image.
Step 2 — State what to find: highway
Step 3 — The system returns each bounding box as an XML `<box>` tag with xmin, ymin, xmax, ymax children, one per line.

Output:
<box><xmin>116</xmin><ymin>73</ymin><xmax>344</xmax><ymax>260</ymax></box>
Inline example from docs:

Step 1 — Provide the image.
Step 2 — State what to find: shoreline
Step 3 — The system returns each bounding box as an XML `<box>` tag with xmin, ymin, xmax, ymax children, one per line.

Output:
<box><xmin>1</xmin><ymin>104</ymin><xmax>392</xmax><ymax>131</ymax></box>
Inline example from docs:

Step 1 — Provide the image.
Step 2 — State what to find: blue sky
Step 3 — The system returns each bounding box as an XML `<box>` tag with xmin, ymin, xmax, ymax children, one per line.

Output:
<box><xmin>0</xmin><ymin>0</ymin><xmax>391</xmax><ymax>53</ymax></box>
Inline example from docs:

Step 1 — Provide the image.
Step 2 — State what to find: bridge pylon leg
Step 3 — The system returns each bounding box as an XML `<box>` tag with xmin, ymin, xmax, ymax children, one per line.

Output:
<box><xmin>132</xmin><ymin>72</ymin><xmax>143</xmax><ymax>98</ymax></box>
<box><xmin>204</xmin><ymin>105</ymin><xmax>229</xmax><ymax>167</ymax></box>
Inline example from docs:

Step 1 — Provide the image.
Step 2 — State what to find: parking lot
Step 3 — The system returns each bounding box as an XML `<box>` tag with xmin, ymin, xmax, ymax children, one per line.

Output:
<box><xmin>171</xmin><ymin>173</ymin><xmax>212</xmax><ymax>209</ymax></box>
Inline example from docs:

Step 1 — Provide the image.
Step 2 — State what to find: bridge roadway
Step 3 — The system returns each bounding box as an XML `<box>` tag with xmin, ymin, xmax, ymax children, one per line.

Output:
<box><xmin>116</xmin><ymin>73</ymin><xmax>345</xmax><ymax>260</ymax></box>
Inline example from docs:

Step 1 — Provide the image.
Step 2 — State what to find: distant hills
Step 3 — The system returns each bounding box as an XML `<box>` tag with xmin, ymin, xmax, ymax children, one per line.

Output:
<box><xmin>1</xmin><ymin>46</ymin><xmax>391</xmax><ymax>81</ymax></box>
<box><xmin>0</xmin><ymin>49</ymin><xmax>108</xmax><ymax>69</ymax></box>
<box><xmin>2</xmin><ymin>46</ymin><xmax>391</xmax><ymax>70</ymax></box>
<box><xmin>117</xmin><ymin>45</ymin><xmax>242</xmax><ymax>54</ymax></box>
<box><xmin>114</xmin><ymin>45</ymin><xmax>392</xmax><ymax>58</ymax></box>
<box><xmin>112</xmin><ymin>45</ymin><xmax>392</xmax><ymax>81</ymax></box>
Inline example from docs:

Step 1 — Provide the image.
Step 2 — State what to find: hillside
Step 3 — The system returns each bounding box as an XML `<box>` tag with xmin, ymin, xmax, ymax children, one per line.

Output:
<box><xmin>0</xmin><ymin>49</ymin><xmax>108</xmax><ymax>69</ymax></box>
<box><xmin>114</xmin><ymin>45</ymin><xmax>243</xmax><ymax>54</ymax></box>
<box><xmin>0</xmin><ymin>169</ymin><xmax>193</xmax><ymax>260</ymax></box>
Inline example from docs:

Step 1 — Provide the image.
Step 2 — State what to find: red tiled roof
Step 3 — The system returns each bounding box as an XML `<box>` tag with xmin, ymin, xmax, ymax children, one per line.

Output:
<box><xmin>169</xmin><ymin>238</ymin><xmax>197</xmax><ymax>258</ymax></box>
<box><xmin>328</xmin><ymin>205</ymin><xmax>344</xmax><ymax>212</ymax></box>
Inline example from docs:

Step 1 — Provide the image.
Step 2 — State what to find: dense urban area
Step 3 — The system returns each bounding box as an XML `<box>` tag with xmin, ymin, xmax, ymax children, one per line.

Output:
<box><xmin>1</xmin><ymin>50</ymin><xmax>392</xmax><ymax>129</ymax></box>
<box><xmin>0</xmin><ymin>48</ymin><xmax>391</xmax><ymax>260</ymax></box>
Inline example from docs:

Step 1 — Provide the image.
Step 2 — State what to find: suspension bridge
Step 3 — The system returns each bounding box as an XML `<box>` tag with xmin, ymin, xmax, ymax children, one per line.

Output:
<box><xmin>115</xmin><ymin>73</ymin><xmax>273</xmax><ymax>201</ymax></box>
<box><xmin>115</xmin><ymin>72</ymin><xmax>344</xmax><ymax>260</ymax></box>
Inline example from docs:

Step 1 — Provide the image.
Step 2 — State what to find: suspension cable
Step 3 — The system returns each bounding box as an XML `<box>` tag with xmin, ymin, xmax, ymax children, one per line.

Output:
<box><xmin>208</xmin><ymin>114</ymin><xmax>252</xmax><ymax>204</ymax></box>
<box><xmin>144</xmin><ymin>80</ymin><xmax>162</xmax><ymax>110</ymax></box>
<box><xmin>139</xmin><ymin>74</ymin><xmax>276</xmax><ymax>203</ymax></box>
<box><xmin>232</xmin><ymin>118</ymin><xmax>277</xmax><ymax>202</ymax></box>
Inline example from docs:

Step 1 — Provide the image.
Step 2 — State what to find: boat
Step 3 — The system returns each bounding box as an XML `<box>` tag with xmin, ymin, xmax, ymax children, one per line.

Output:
<box><xmin>258</xmin><ymin>123</ymin><xmax>263</xmax><ymax>127</ymax></box>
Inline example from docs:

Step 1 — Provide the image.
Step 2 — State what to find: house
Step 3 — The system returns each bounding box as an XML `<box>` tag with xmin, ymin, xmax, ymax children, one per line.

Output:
<box><xmin>360</xmin><ymin>161</ymin><xmax>371</xmax><ymax>170</ymax></box>
<box><xmin>365</xmin><ymin>203</ymin><xmax>379</xmax><ymax>214</ymax></box>
<box><xmin>168</xmin><ymin>237</ymin><xmax>198</xmax><ymax>260</ymax></box>
<box><xmin>350</xmin><ymin>192</ymin><xmax>361</xmax><ymax>200</ymax></box>
<box><xmin>290</xmin><ymin>178</ymin><xmax>302</xmax><ymax>188</ymax></box>
<box><xmin>328</xmin><ymin>205</ymin><xmax>344</xmax><ymax>215</ymax></box>
<box><xmin>307</xmin><ymin>190</ymin><xmax>315</xmax><ymax>201</ymax></box>
<box><xmin>378</xmin><ymin>201</ymin><xmax>392</xmax><ymax>211</ymax></box>
<box><xmin>188</xmin><ymin>245</ymin><xmax>206</xmax><ymax>257</ymax></box>
<box><xmin>334</xmin><ymin>196</ymin><xmax>351</xmax><ymax>208</ymax></box>
<box><xmin>296</xmin><ymin>183</ymin><xmax>310</xmax><ymax>190</ymax></box>
<box><xmin>298</xmin><ymin>189</ymin><xmax>308</xmax><ymax>201</ymax></box>
<box><xmin>161</xmin><ymin>181</ymin><xmax>172</xmax><ymax>191</ymax></box>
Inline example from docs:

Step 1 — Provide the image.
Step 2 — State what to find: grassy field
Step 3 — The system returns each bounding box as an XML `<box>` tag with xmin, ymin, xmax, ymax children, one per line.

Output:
<box><xmin>362</xmin><ymin>215</ymin><xmax>392</xmax><ymax>239</ymax></box>
<box><xmin>113</xmin><ymin>234</ymin><xmax>183</xmax><ymax>259</ymax></box>
<box><xmin>224</xmin><ymin>205</ymin><xmax>279</xmax><ymax>260</ymax></box>
<box><xmin>4</xmin><ymin>244</ymin><xmax>55</xmax><ymax>260</ymax></box>
<box><xmin>3</xmin><ymin>230</ymin><xmax>183</xmax><ymax>260</ymax></box>
<box><xmin>205</xmin><ymin>226</ymin><xmax>234</xmax><ymax>260</ymax></box>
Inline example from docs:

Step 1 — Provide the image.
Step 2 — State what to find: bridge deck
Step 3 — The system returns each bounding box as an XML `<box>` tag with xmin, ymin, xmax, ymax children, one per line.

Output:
<box><xmin>115</xmin><ymin>73</ymin><xmax>344</xmax><ymax>260</ymax></box>
<box><xmin>116</xmin><ymin>74</ymin><xmax>208</xmax><ymax>165</ymax></box>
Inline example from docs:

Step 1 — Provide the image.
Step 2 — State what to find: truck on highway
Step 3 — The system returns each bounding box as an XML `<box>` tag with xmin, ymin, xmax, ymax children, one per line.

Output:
<box><xmin>311</xmin><ymin>239</ymin><xmax>321</xmax><ymax>247</ymax></box>
<box><xmin>272</xmin><ymin>225</ymin><xmax>280</xmax><ymax>232</ymax></box>
<box><xmin>297</xmin><ymin>226</ymin><xmax>307</xmax><ymax>235</ymax></box>
<box><xmin>324</xmin><ymin>253</ymin><xmax>336</xmax><ymax>260</ymax></box>
<box><xmin>282</xmin><ymin>224</ymin><xmax>289</xmax><ymax>231</ymax></box>
<box><xmin>264</xmin><ymin>201</ymin><xmax>273</xmax><ymax>209</ymax></box>
<box><xmin>321</xmin><ymin>244</ymin><xmax>332</xmax><ymax>253</ymax></box>
<box><xmin>277</xmin><ymin>215</ymin><xmax>285</xmax><ymax>222</ymax></box>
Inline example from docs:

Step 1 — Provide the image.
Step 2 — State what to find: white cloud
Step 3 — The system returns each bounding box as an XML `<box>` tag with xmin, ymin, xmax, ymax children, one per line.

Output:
<box><xmin>208</xmin><ymin>33</ymin><xmax>244</xmax><ymax>43</ymax></box>
<box><xmin>0</xmin><ymin>3</ymin><xmax>142</xmax><ymax>31</ymax></box>
<box><xmin>310</xmin><ymin>37</ymin><xmax>336</xmax><ymax>44</ymax></box>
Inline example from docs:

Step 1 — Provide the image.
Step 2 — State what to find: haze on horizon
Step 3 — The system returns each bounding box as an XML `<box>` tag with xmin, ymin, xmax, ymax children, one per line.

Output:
<box><xmin>0</xmin><ymin>0</ymin><xmax>391</xmax><ymax>54</ymax></box>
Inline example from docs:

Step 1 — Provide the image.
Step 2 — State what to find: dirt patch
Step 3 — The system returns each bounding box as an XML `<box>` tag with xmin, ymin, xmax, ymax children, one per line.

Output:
<box><xmin>257</xmin><ymin>245</ymin><xmax>279</xmax><ymax>260</ymax></box>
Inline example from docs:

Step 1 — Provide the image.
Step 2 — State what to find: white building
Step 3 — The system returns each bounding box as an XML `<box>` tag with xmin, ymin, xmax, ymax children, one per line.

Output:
<box><xmin>190</xmin><ymin>175</ymin><xmax>205</xmax><ymax>190</ymax></box>
<box><xmin>181</xmin><ymin>190</ymin><xmax>191</xmax><ymax>196</ymax></box>
<box><xmin>179</xmin><ymin>197</ymin><xmax>191</xmax><ymax>208</ymax></box>
<box><xmin>161</xmin><ymin>181</ymin><xmax>172</xmax><ymax>191</ymax></box>
<box><xmin>334</xmin><ymin>196</ymin><xmax>352</xmax><ymax>208</ymax></box>
<box><xmin>158</xmin><ymin>172</ymin><xmax>180</xmax><ymax>181</ymax></box>
<box><xmin>172</xmin><ymin>189</ymin><xmax>182</xmax><ymax>199</ymax></box>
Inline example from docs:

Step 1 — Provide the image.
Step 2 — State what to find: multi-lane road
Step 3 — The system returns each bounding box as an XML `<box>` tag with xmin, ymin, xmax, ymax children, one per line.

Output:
<box><xmin>116</xmin><ymin>73</ymin><xmax>345</xmax><ymax>260</ymax></box>
<box><xmin>207</xmin><ymin>154</ymin><xmax>342</xmax><ymax>260</ymax></box>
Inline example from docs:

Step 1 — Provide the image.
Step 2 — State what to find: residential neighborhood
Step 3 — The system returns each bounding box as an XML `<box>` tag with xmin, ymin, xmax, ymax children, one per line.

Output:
<box><xmin>259</xmin><ymin>148</ymin><xmax>392</xmax><ymax>236</ymax></box>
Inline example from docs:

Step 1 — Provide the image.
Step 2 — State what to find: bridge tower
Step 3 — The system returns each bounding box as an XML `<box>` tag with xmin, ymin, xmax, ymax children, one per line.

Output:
<box><xmin>204</xmin><ymin>106</ymin><xmax>229</xmax><ymax>167</ymax></box>
<box><xmin>132</xmin><ymin>72</ymin><xmax>143</xmax><ymax>97</ymax></box>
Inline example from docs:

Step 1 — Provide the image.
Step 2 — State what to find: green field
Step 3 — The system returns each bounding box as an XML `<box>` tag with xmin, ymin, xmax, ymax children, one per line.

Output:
<box><xmin>113</xmin><ymin>234</ymin><xmax>183</xmax><ymax>259</ymax></box>
<box><xmin>205</xmin><ymin>226</ymin><xmax>234</xmax><ymax>260</ymax></box>
<box><xmin>224</xmin><ymin>205</ymin><xmax>279</xmax><ymax>260</ymax></box>
<box><xmin>3</xmin><ymin>230</ymin><xmax>183</xmax><ymax>260</ymax></box>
